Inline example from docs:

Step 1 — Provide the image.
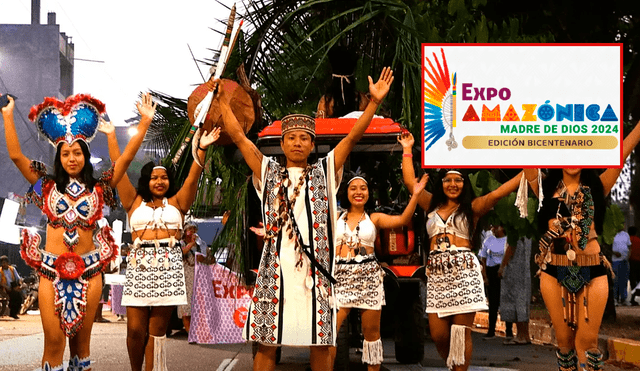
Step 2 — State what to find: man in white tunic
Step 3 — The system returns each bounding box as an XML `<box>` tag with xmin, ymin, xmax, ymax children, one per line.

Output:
<box><xmin>212</xmin><ymin>67</ymin><xmax>393</xmax><ymax>371</ymax></box>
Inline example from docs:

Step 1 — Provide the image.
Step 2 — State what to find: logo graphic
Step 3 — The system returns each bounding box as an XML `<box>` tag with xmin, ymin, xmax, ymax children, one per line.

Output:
<box><xmin>233</xmin><ymin>307</ymin><xmax>249</xmax><ymax>328</ymax></box>
<box><xmin>423</xmin><ymin>49</ymin><xmax>457</xmax><ymax>151</ymax></box>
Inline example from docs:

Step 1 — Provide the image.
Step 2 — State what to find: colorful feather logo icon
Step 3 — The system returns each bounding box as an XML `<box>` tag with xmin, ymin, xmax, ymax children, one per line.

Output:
<box><xmin>423</xmin><ymin>49</ymin><xmax>457</xmax><ymax>151</ymax></box>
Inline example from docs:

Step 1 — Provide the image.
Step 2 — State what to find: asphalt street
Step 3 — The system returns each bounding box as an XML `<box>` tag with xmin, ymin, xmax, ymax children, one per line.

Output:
<box><xmin>0</xmin><ymin>311</ymin><xmax>632</xmax><ymax>371</ymax></box>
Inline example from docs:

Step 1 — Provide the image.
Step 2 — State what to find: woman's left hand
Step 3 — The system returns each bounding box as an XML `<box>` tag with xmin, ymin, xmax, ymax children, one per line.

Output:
<box><xmin>368</xmin><ymin>67</ymin><xmax>394</xmax><ymax>104</ymax></box>
<box><xmin>199</xmin><ymin>127</ymin><xmax>222</xmax><ymax>149</ymax></box>
<box><xmin>136</xmin><ymin>92</ymin><xmax>157</xmax><ymax>121</ymax></box>
<box><xmin>413</xmin><ymin>174</ymin><xmax>428</xmax><ymax>194</ymax></box>
<box><xmin>97</xmin><ymin>117</ymin><xmax>115</xmax><ymax>135</ymax></box>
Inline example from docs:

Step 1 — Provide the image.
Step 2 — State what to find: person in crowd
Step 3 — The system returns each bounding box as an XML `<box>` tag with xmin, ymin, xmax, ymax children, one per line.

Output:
<box><xmin>399</xmin><ymin>131</ymin><xmax>526</xmax><ymax>371</ymax></box>
<box><xmin>612</xmin><ymin>226</ymin><xmax>631</xmax><ymax>305</ymax></box>
<box><xmin>103</xmin><ymin>115</ymin><xmax>220</xmax><ymax>371</ymax></box>
<box><xmin>214</xmin><ymin>67</ymin><xmax>393</xmax><ymax>371</ymax></box>
<box><xmin>2</xmin><ymin>93</ymin><xmax>150</xmax><ymax>371</ymax></box>
<box><xmin>479</xmin><ymin>225</ymin><xmax>509</xmax><ymax>340</ymax></box>
<box><xmin>0</xmin><ymin>255</ymin><xmax>23</xmax><ymax>320</ymax></box>
<box><xmin>110</xmin><ymin>244</ymin><xmax>129</xmax><ymax>321</ymax></box>
<box><xmin>499</xmin><ymin>237</ymin><xmax>532</xmax><ymax>345</ymax></box>
<box><xmin>94</xmin><ymin>263</ymin><xmax>117</xmax><ymax>323</ymax></box>
<box><xmin>178</xmin><ymin>222</ymin><xmax>201</xmax><ymax>333</ymax></box>
<box><xmin>316</xmin><ymin>46</ymin><xmax>370</xmax><ymax>119</ymax></box>
<box><xmin>629</xmin><ymin>226</ymin><xmax>640</xmax><ymax>306</ymax></box>
<box><xmin>526</xmin><ymin>119</ymin><xmax>640</xmax><ymax>371</ymax></box>
<box><xmin>330</xmin><ymin>173</ymin><xmax>427</xmax><ymax>370</ymax></box>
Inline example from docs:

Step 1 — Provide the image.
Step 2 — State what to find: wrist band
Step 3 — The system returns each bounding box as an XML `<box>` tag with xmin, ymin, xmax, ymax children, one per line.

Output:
<box><xmin>403</xmin><ymin>153</ymin><xmax>413</xmax><ymax>158</ymax></box>
<box><xmin>198</xmin><ymin>145</ymin><xmax>206</xmax><ymax>152</ymax></box>
<box><xmin>371</xmin><ymin>97</ymin><xmax>382</xmax><ymax>105</ymax></box>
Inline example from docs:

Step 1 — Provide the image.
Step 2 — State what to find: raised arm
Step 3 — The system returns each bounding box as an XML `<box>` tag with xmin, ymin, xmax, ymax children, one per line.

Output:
<box><xmin>398</xmin><ymin>132</ymin><xmax>431</xmax><ymax>210</ymax></box>
<box><xmin>601</xmin><ymin>120</ymin><xmax>640</xmax><ymax>195</ymax></box>
<box><xmin>472</xmin><ymin>170</ymin><xmax>524</xmax><ymax>219</ymax></box>
<box><xmin>370</xmin><ymin>174</ymin><xmax>428</xmax><ymax>230</ymax></box>
<box><xmin>99</xmin><ymin>119</ymin><xmax>138</xmax><ymax>212</ymax></box>
<box><xmin>523</xmin><ymin>168</ymin><xmax>540</xmax><ymax>197</ymax></box>
<box><xmin>109</xmin><ymin>93</ymin><xmax>157</xmax><ymax>187</ymax></box>
<box><xmin>333</xmin><ymin>67</ymin><xmax>394</xmax><ymax>172</ymax></box>
<box><xmin>1</xmin><ymin>95</ymin><xmax>39</xmax><ymax>184</ymax></box>
<box><xmin>214</xmin><ymin>80</ymin><xmax>263</xmax><ymax>180</ymax></box>
<box><xmin>174</xmin><ymin>127</ymin><xmax>221</xmax><ymax>214</ymax></box>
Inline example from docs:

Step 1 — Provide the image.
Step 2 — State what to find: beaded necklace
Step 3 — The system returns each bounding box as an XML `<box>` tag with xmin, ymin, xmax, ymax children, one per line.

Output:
<box><xmin>341</xmin><ymin>211</ymin><xmax>366</xmax><ymax>257</ymax></box>
<box><xmin>265</xmin><ymin>165</ymin><xmax>312</xmax><ymax>253</ymax></box>
<box><xmin>555</xmin><ymin>180</ymin><xmax>594</xmax><ymax>258</ymax></box>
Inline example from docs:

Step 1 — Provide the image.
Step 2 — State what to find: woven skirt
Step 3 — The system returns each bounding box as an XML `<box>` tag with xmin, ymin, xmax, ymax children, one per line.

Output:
<box><xmin>122</xmin><ymin>240</ymin><xmax>187</xmax><ymax>307</ymax></box>
<box><xmin>334</xmin><ymin>254</ymin><xmax>385</xmax><ymax>310</ymax></box>
<box><xmin>426</xmin><ymin>249</ymin><xmax>487</xmax><ymax>317</ymax></box>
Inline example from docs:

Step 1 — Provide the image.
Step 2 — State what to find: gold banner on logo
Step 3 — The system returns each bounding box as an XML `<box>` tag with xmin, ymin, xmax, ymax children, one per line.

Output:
<box><xmin>462</xmin><ymin>136</ymin><xmax>618</xmax><ymax>149</ymax></box>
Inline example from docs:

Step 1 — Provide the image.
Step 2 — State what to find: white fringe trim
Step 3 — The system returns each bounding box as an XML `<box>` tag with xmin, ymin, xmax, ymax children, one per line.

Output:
<box><xmin>515</xmin><ymin>170</ymin><xmax>544</xmax><ymax>218</ymax></box>
<box><xmin>151</xmin><ymin>334</ymin><xmax>168</xmax><ymax>371</ymax></box>
<box><xmin>446</xmin><ymin>324</ymin><xmax>466</xmax><ymax>369</ymax></box>
<box><xmin>361</xmin><ymin>338</ymin><xmax>383</xmax><ymax>365</ymax></box>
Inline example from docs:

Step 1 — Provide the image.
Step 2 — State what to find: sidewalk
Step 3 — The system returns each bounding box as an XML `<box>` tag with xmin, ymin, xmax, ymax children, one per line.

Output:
<box><xmin>472</xmin><ymin>308</ymin><xmax>640</xmax><ymax>369</ymax></box>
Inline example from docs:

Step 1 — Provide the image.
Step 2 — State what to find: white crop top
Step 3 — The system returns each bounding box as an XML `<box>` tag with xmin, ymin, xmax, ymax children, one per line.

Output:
<box><xmin>129</xmin><ymin>198</ymin><xmax>183</xmax><ymax>232</ymax></box>
<box><xmin>426</xmin><ymin>207</ymin><xmax>469</xmax><ymax>240</ymax></box>
<box><xmin>336</xmin><ymin>213</ymin><xmax>377</xmax><ymax>247</ymax></box>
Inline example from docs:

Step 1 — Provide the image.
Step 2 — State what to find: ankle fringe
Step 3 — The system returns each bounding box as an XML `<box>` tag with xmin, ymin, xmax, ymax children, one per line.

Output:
<box><xmin>446</xmin><ymin>324</ymin><xmax>466</xmax><ymax>369</ymax></box>
<box><xmin>151</xmin><ymin>334</ymin><xmax>168</xmax><ymax>371</ymax></box>
<box><xmin>362</xmin><ymin>338</ymin><xmax>383</xmax><ymax>365</ymax></box>
<box><xmin>43</xmin><ymin>362</ymin><xmax>64</xmax><ymax>371</ymax></box>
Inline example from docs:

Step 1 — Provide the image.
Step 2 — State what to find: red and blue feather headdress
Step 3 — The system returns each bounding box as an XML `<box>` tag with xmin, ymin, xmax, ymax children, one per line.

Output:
<box><xmin>28</xmin><ymin>94</ymin><xmax>105</xmax><ymax>147</ymax></box>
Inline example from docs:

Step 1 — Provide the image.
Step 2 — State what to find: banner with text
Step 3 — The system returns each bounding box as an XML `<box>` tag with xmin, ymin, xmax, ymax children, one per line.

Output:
<box><xmin>421</xmin><ymin>44</ymin><xmax>622</xmax><ymax>168</ymax></box>
<box><xmin>188</xmin><ymin>257</ymin><xmax>253</xmax><ymax>344</ymax></box>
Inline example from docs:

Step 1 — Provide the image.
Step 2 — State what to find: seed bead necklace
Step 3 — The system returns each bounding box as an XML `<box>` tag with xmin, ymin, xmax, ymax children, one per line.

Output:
<box><xmin>341</xmin><ymin>211</ymin><xmax>366</xmax><ymax>257</ymax></box>
<box><xmin>265</xmin><ymin>166</ymin><xmax>312</xmax><ymax>263</ymax></box>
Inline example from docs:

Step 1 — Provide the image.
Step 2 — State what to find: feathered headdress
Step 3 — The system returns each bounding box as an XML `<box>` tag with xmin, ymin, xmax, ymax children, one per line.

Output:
<box><xmin>29</xmin><ymin>94</ymin><xmax>106</xmax><ymax>147</ymax></box>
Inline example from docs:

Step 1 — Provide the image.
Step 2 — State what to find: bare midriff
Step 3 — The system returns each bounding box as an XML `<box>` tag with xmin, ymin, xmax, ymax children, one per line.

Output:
<box><xmin>132</xmin><ymin>228</ymin><xmax>182</xmax><ymax>242</ymax></box>
<box><xmin>45</xmin><ymin>225</ymin><xmax>96</xmax><ymax>255</ymax></box>
<box><xmin>336</xmin><ymin>243</ymin><xmax>375</xmax><ymax>258</ymax></box>
<box><xmin>547</xmin><ymin>219</ymin><xmax>600</xmax><ymax>255</ymax></box>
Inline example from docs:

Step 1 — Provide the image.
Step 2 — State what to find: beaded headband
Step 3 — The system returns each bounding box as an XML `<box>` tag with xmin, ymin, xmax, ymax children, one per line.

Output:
<box><xmin>29</xmin><ymin>94</ymin><xmax>106</xmax><ymax>147</ymax></box>
<box><xmin>281</xmin><ymin>113</ymin><xmax>315</xmax><ymax>138</ymax></box>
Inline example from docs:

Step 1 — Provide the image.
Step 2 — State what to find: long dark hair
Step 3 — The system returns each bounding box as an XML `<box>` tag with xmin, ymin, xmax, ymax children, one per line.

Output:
<box><xmin>325</xmin><ymin>46</ymin><xmax>360</xmax><ymax>118</ymax></box>
<box><xmin>539</xmin><ymin>169</ymin><xmax>605</xmax><ymax>235</ymax></box>
<box><xmin>53</xmin><ymin>140</ymin><xmax>97</xmax><ymax>192</ymax></box>
<box><xmin>426</xmin><ymin>169</ymin><xmax>476</xmax><ymax>242</ymax></box>
<box><xmin>137</xmin><ymin>162</ymin><xmax>178</xmax><ymax>202</ymax></box>
<box><xmin>339</xmin><ymin>174</ymin><xmax>376</xmax><ymax>212</ymax></box>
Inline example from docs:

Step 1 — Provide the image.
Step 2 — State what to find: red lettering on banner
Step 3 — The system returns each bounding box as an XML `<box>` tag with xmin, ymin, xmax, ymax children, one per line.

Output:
<box><xmin>212</xmin><ymin>280</ymin><xmax>254</xmax><ymax>298</ymax></box>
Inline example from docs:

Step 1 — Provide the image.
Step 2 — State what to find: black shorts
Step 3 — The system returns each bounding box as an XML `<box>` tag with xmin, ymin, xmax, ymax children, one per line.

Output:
<box><xmin>542</xmin><ymin>263</ymin><xmax>607</xmax><ymax>293</ymax></box>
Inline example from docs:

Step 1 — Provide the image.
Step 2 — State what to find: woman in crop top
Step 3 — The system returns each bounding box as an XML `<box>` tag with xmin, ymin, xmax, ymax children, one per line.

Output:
<box><xmin>105</xmin><ymin>117</ymin><xmax>220</xmax><ymax>371</ymax></box>
<box><xmin>399</xmin><ymin>132</ymin><xmax>525</xmax><ymax>371</ymax></box>
<box><xmin>330</xmin><ymin>174</ymin><xmax>426</xmax><ymax>370</ymax></box>
<box><xmin>2</xmin><ymin>93</ymin><xmax>154</xmax><ymax>371</ymax></box>
<box><xmin>524</xmin><ymin>120</ymin><xmax>640</xmax><ymax>371</ymax></box>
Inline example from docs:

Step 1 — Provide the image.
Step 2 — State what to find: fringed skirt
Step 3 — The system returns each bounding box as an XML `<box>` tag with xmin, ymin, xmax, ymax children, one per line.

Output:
<box><xmin>334</xmin><ymin>254</ymin><xmax>385</xmax><ymax>310</ymax></box>
<box><xmin>426</xmin><ymin>248</ymin><xmax>487</xmax><ymax>317</ymax></box>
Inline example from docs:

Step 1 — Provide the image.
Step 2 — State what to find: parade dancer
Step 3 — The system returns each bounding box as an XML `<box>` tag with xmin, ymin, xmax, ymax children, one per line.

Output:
<box><xmin>330</xmin><ymin>173</ymin><xmax>426</xmax><ymax>370</ymax></box>
<box><xmin>214</xmin><ymin>67</ymin><xmax>393</xmax><ymax>371</ymax></box>
<box><xmin>103</xmin><ymin>114</ymin><xmax>220</xmax><ymax>371</ymax></box>
<box><xmin>399</xmin><ymin>132</ymin><xmax>525</xmax><ymax>371</ymax></box>
<box><xmin>527</xmin><ymin>121</ymin><xmax>640</xmax><ymax>371</ymax></box>
<box><xmin>2</xmin><ymin>93</ymin><xmax>152</xmax><ymax>371</ymax></box>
